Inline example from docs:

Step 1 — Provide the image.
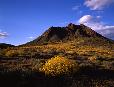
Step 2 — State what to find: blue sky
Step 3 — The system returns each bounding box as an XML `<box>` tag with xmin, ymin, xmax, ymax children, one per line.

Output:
<box><xmin>0</xmin><ymin>0</ymin><xmax>114</xmax><ymax>45</ymax></box>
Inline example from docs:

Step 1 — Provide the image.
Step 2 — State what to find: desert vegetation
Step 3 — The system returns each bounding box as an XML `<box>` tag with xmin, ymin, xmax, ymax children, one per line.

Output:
<box><xmin>40</xmin><ymin>56</ymin><xmax>78</xmax><ymax>76</ymax></box>
<box><xmin>0</xmin><ymin>24</ymin><xmax>114</xmax><ymax>87</ymax></box>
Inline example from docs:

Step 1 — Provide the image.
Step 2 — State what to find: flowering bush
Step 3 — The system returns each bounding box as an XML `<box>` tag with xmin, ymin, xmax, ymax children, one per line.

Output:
<box><xmin>40</xmin><ymin>56</ymin><xmax>78</xmax><ymax>76</ymax></box>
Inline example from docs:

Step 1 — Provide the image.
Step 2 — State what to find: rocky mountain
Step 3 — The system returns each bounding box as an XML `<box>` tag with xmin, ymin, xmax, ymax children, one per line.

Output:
<box><xmin>24</xmin><ymin>23</ymin><xmax>113</xmax><ymax>46</ymax></box>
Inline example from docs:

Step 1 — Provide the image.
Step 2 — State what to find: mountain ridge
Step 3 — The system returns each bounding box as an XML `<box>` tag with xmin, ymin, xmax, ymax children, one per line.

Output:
<box><xmin>24</xmin><ymin>23</ymin><xmax>113</xmax><ymax>46</ymax></box>
<box><xmin>0</xmin><ymin>43</ymin><xmax>15</xmax><ymax>49</ymax></box>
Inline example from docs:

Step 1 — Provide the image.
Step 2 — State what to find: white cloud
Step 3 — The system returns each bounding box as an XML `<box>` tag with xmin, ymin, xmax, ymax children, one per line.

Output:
<box><xmin>72</xmin><ymin>5</ymin><xmax>81</xmax><ymax>10</ymax></box>
<box><xmin>27</xmin><ymin>36</ymin><xmax>34</xmax><ymax>39</ymax></box>
<box><xmin>78</xmin><ymin>15</ymin><xmax>93</xmax><ymax>24</ymax></box>
<box><xmin>78</xmin><ymin>15</ymin><xmax>114</xmax><ymax>39</ymax></box>
<box><xmin>98</xmin><ymin>26</ymin><xmax>114</xmax><ymax>35</ymax></box>
<box><xmin>100</xmin><ymin>29</ymin><xmax>111</xmax><ymax>35</ymax></box>
<box><xmin>98</xmin><ymin>28</ymin><xmax>114</xmax><ymax>39</ymax></box>
<box><xmin>0</xmin><ymin>30</ymin><xmax>8</xmax><ymax>38</ymax></box>
<box><xmin>84</xmin><ymin>0</ymin><xmax>114</xmax><ymax>10</ymax></box>
<box><xmin>96</xmin><ymin>16</ymin><xmax>101</xmax><ymax>18</ymax></box>
<box><xmin>78</xmin><ymin>15</ymin><xmax>100</xmax><ymax>24</ymax></box>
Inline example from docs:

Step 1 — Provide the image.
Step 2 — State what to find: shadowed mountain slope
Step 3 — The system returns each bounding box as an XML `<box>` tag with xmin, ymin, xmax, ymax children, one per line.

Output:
<box><xmin>24</xmin><ymin>23</ymin><xmax>113</xmax><ymax>46</ymax></box>
<box><xmin>0</xmin><ymin>43</ymin><xmax>15</xmax><ymax>49</ymax></box>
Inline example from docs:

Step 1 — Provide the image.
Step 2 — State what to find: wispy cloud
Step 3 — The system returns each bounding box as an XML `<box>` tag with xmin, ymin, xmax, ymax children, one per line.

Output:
<box><xmin>27</xmin><ymin>36</ymin><xmax>35</xmax><ymax>39</ymax></box>
<box><xmin>98</xmin><ymin>28</ymin><xmax>114</xmax><ymax>39</ymax></box>
<box><xmin>78</xmin><ymin>15</ymin><xmax>114</xmax><ymax>39</ymax></box>
<box><xmin>72</xmin><ymin>5</ymin><xmax>81</xmax><ymax>10</ymax></box>
<box><xmin>84</xmin><ymin>0</ymin><xmax>114</xmax><ymax>10</ymax></box>
<box><xmin>0</xmin><ymin>30</ymin><xmax>8</xmax><ymax>38</ymax></box>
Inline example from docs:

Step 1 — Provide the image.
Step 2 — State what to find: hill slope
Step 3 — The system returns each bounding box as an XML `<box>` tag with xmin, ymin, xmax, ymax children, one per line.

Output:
<box><xmin>24</xmin><ymin>23</ymin><xmax>113</xmax><ymax>46</ymax></box>
<box><xmin>0</xmin><ymin>43</ymin><xmax>15</xmax><ymax>49</ymax></box>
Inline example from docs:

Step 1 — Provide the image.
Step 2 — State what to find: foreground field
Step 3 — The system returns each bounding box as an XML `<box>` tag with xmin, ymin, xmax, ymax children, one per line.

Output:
<box><xmin>0</xmin><ymin>57</ymin><xmax>114</xmax><ymax>87</ymax></box>
<box><xmin>0</xmin><ymin>43</ymin><xmax>114</xmax><ymax>87</ymax></box>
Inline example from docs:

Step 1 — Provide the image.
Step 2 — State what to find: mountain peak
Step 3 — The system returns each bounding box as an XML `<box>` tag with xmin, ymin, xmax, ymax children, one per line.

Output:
<box><xmin>67</xmin><ymin>23</ymin><xmax>77</xmax><ymax>29</ymax></box>
<box><xmin>24</xmin><ymin>23</ymin><xmax>110</xmax><ymax>46</ymax></box>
